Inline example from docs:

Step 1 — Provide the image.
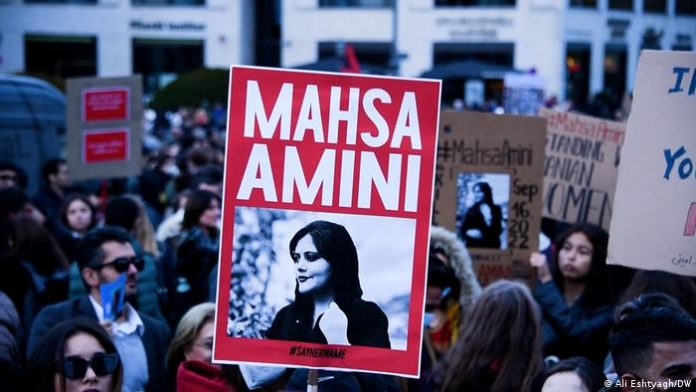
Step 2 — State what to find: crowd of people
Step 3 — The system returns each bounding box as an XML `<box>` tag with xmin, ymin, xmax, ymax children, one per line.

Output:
<box><xmin>0</xmin><ymin>105</ymin><xmax>694</xmax><ymax>392</ymax></box>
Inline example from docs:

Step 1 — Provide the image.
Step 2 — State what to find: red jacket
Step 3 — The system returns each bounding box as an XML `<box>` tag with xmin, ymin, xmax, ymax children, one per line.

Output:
<box><xmin>176</xmin><ymin>360</ymin><xmax>235</xmax><ymax>392</ymax></box>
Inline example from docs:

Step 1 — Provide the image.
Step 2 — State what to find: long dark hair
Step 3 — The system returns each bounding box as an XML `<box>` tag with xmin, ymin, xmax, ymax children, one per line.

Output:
<box><xmin>473</xmin><ymin>182</ymin><xmax>494</xmax><ymax>206</ymax></box>
<box><xmin>59</xmin><ymin>194</ymin><xmax>97</xmax><ymax>232</ymax></box>
<box><xmin>541</xmin><ymin>356</ymin><xmax>606</xmax><ymax>392</ymax></box>
<box><xmin>620</xmin><ymin>270</ymin><xmax>696</xmax><ymax>318</ymax></box>
<box><xmin>288</xmin><ymin>220</ymin><xmax>362</xmax><ymax>310</ymax></box>
<box><xmin>25</xmin><ymin>318</ymin><xmax>123</xmax><ymax>392</ymax></box>
<box><xmin>182</xmin><ymin>190</ymin><xmax>219</xmax><ymax>233</ymax></box>
<box><xmin>432</xmin><ymin>280</ymin><xmax>543</xmax><ymax>392</ymax></box>
<box><xmin>550</xmin><ymin>223</ymin><xmax>611</xmax><ymax>308</ymax></box>
<box><xmin>5</xmin><ymin>216</ymin><xmax>69</xmax><ymax>274</ymax></box>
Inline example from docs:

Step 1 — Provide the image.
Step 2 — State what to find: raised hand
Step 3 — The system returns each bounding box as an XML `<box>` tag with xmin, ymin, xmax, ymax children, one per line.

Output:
<box><xmin>466</xmin><ymin>229</ymin><xmax>483</xmax><ymax>239</ymax></box>
<box><xmin>529</xmin><ymin>252</ymin><xmax>552</xmax><ymax>283</ymax></box>
<box><xmin>318</xmin><ymin>302</ymin><xmax>349</xmax><ymax>345</ymax></box>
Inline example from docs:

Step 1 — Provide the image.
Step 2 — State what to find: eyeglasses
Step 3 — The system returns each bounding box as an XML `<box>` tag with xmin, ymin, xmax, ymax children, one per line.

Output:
<box><xmin>91</xmin><ymin>256</ymin><xmax>145</xmax><ymax>273</ymax></box>
<box><xmin>62</xmin><ymin>353</ymin><xmax>119</xmax><ymax>379</ymax></box>
<box><xmin>0</xmin><ymin>174</ymin><xmax>16</xmax><ymax>181</ymax></box>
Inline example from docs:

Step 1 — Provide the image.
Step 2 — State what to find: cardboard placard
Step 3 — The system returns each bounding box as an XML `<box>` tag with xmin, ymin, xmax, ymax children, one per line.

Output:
<box><xmin>608</xmin><ymin>50</ymin><xmax>696</xmax><ymax>275</ymax></box>
<box><xmin>213</xmin><ymin>66</ymin><xmax>441</xmax><ymax>377</ymax></box>
<box><xmin>66</xmin><ymin>76</ymin><xmax>142</xmax><ymax>180</ymax></box>
<box><xmin>433</xmin><ymin>111</ymin><xmax>546</xmax><ymax>286</ymax></box>
<box><xmin>539</xmin><ymin>108</ymin><xmax>625</xmax><ymax>231</ymax></box>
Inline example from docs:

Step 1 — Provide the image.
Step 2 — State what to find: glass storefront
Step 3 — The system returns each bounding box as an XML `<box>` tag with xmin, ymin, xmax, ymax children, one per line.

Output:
<box><xmin>24</xmin><ymin>34</ymin><xmax>97</xmax><ymax>78</ymax></box>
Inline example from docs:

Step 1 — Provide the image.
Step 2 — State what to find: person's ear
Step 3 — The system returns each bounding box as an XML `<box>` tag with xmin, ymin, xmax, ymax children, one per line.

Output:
<box><xmin>619</xmin><ymin>374</ymin><xmax>640</xmax><ymax>392</ymax></box>
<box><xmin>82</xmin><ymin>267</ymin><xmax>100</xmax><ymax>288</ymax></box>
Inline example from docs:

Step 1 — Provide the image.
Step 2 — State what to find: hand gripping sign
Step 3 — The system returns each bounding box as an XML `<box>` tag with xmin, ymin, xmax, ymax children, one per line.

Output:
<box><xmin>213</xmin><ymin>66</ymin><xmax>441</xmax><ymax>378</ymax></box>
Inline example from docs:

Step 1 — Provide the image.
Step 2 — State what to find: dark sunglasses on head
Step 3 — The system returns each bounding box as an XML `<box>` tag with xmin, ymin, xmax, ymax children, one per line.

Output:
<box><xmin>62</xmin><ymin>353</ymin><xmax>119</xmax><ymax>379</ymax></box>
<box><xmin>91</xmin><ymin>256</ymin><xmax>145</xmax><ymax>273</ymax></box>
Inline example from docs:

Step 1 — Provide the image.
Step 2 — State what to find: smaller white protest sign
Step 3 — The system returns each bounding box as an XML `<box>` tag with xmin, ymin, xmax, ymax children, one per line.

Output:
<box><xmin>608</xmin><ymin>50</ymin><xmax>696</xmax><ymax>275</ymax></box>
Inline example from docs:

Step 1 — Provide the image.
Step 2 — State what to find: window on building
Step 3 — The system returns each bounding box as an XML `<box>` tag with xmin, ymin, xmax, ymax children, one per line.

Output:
<box><xmin>608</xmin><ymin>0</ymin><xmax>632</xmax><ymax>11</ymax></box>
<box><xmin>569</xmin><ymin>0</ymin><xmax>597</xmax><ymax>8</ymax></box>
<box><xmin>434</xmin><ymin>0</ymin><xmax>515</xmax><ymax>6</ymax></box>
<box><xmin>643</xmin><ymin>0</ymin><xmax>666</xmax><ymax>13</ymax></box>
<box><xmin>24</xmin><ymin>0</ymin><xmax>96</xmax><ymax>3</ymax></box>
<box><xmin>318</xmin><ymin>42</ymin><xmax>391</xmax><ymax>64</ymax></box>
<box><xmin>566</xmin><ymin>43</ymin><xmax>591</xmax><ymax>106</ymax></box>
<box><xmin>24</xmin><ymin>34</ymin><xmax>97</xmax><ymax>78</ymax></box>
<box><xmin>132</xmin><ymin>0</ymin><xmax>204</xmax><ymax>5</ymax></box>
<box><xmin>132</xmin><ymin>38</ymin><xmax>204</xmax><ymax>96</ymax></box>
<box><xmin>319</xmin><ymin>0</ymin><xmax>393</xmax><ymax>7</ymax></box>
<box><xmin>603</xmin><ymin>45</ymin><xmax>627</xmax><ymax>108</ymax></box>
<box><xmin>676</xmin><ymin>0</ymin><xmax>696</xmax><ymax>15</ymax></box>
<box><xmin>255</xmin><ymin>0</ymin><xmax>281</xmax><ymax>67</ymax></box>
<box><xmin>672</xmin><ymin>34</ymin><xmax>694</xmax><ymax>50</ymax></box>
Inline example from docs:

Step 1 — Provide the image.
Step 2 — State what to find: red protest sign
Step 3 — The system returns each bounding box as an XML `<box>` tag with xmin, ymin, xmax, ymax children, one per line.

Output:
<box><xmin>82</xmin><ymin>87</ymin><xmax>130</xmax><ymax>122</ymax></box>
<box><xmin>213</xmin><ymin>66</ymin><xmax>441</xmax><ymax>378</ymax></box>
<box><xmin>81</xmin><ymin>128</ymin><xmax>130</xmax><ymax>164</ymax></box>
<box><xmin>67</xmin><ymin>76</ymin><xmax>142</xmax><ymax>180</ymax></box>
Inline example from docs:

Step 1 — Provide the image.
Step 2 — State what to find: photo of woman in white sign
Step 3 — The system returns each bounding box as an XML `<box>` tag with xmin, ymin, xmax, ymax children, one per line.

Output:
<box><xmin>460</xmin><ymin>181</ymin><xmax>504</xmax><ymax>249</ymax></box>
<box><xmin>265</xmin><ymin>220</ymin><xmax>391</xmax><ymax>349</ymax></box>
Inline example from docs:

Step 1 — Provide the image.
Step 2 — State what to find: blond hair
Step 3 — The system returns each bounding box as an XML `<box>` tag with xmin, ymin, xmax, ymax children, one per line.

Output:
<box><xmin>125</xmin><ymin>194</ymin><xmax>160</xmax><ymax>257</ymax></box>
<box><xmin>166</xmin><ymin>303</ymin><xmax>216</xmax><ymax>372</ymax></box>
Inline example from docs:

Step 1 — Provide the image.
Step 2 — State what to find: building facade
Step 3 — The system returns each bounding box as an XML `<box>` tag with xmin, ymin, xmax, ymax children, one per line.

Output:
<box><xmin>282</xmin><ymin>0</ymin><xmax>696</xmax><ymax>105</ymax></box>
<box><xmin>0</xmin><ymin>0</ymin><xmax>255</xmax><ymax>94</ymax></box>
<box><xmin>0</xmin><ymin>0</ymin><xmax>693</xmax><ymax>105</ymax></box>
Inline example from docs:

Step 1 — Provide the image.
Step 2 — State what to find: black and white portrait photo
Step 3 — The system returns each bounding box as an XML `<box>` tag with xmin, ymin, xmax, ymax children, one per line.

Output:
<box><xmin>456</xmin><ymin>172</ymin><xmax>510</xmax><ymax>250</ymax></box>
<box><xmin>227</xmin><ymin>207</ymin><xmax>413</xmax><ymax>351</ymax></box>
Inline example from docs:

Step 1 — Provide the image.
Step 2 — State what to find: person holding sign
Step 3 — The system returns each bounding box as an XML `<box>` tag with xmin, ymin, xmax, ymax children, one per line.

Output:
<box><xmin>266</xmin><ymin>220</ymin><xmax>390</xmax><ymax>348</ymax></box>
<box><xmin>529</xmin><ymin>223</ymin><xmax>614</xmax><ymax>364</ymax></box>
<box><xmin>460</xmin><ymin>182</ymin><xmax>503</xmax><ymax>249</ymax></box>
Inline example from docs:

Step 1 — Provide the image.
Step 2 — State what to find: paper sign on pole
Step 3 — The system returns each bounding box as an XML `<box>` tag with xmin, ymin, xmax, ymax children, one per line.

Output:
<box><xmin>213</xmin><ymin>66</ymin><xmax>441</xmax><ymax>377</ymax></box>
<box><xmin>433</xmin><ymin>111</ymin><xmax>546</xmax><ymax>286</ymax></box>
<box><xmin>608</xmin><ymin>50</ymin><xmax>696</xmax><ymax>275</ymax></box>
<box><xmin>539</xmin><ymin>108</ymin><xmax>625</xmax><ymax>231</ymax></box>
<box><xmin>66</xmin><ymin>76</ymin><xmax>142</xmax><ymax>181</ymax></box>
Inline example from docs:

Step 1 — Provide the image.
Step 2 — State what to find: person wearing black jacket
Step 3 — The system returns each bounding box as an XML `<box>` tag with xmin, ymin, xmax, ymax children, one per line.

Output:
<box><xmin>171</xmin><ymin>190</ymin><xmax>220</xmax><ymax>326</ymax></box>
<box><xmin>460</xmin><ymin>182</ymin><xmax>503</xmax><ymax>249</ymax></box>
<box><xmin>529</xmin><ymin>223</ymin><xmax>615</xmax><ymax>364</ymax></box>
<box><xmin>28</xmin><ymin>226</ymin><xmax>171</xmax><ymax>392</ymax></box>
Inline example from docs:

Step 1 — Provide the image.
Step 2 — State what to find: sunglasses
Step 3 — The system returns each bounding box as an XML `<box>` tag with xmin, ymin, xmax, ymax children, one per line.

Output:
<box><xmin>62</xmin><ymin>353</ymin><xmax>119</xmax><ymax>379</ymax></box>
<box><xmin>91</xmin><ymin>256</ymin><xmax>145</xmax><ymax>273</ymax></box>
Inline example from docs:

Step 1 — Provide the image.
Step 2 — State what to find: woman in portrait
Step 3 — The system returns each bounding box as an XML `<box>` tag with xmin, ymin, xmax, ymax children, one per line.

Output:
<box><xmin>460</xmin><ymin>182</ymin><xmax>503</xmax><ymax>249</ymax></box>
<box><xmin>266</xmin><ymin>220</ymin><xmax>390</xmax><ymax>349</ymax></box>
